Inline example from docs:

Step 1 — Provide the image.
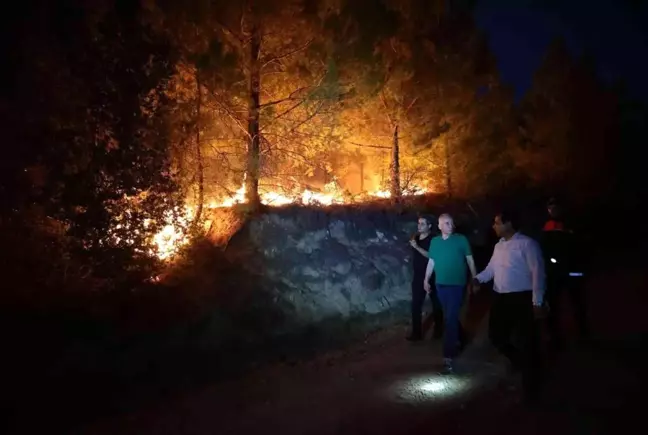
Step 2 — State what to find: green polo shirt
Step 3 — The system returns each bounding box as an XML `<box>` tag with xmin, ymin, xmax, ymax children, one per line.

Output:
<box><xmin>428</xmin><ymin>233</ymin><xmax>472</xmax><ymax>286</ymax></box>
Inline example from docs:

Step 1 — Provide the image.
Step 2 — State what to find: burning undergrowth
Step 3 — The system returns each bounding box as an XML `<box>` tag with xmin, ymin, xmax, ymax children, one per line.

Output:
<box><xmin>106</xmin><ymin>181</ymin><xmax>430</xmax><ymax>268</ymax></box>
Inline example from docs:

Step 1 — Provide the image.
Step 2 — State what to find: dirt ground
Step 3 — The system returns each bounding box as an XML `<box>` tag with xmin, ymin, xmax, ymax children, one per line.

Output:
<box><xmin>67</xmin><ymin>250</ymin><xmax>648</xmax><ymax>435</ymax></box>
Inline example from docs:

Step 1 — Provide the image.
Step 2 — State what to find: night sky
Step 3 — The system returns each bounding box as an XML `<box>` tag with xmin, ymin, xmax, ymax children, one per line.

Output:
<box><xmin>474</xmin><ymin>0</ymin><xmax>648</xmax><ymax>101</ymax></box>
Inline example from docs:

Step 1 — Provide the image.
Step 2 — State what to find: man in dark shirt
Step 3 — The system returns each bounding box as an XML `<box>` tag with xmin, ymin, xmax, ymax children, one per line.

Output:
<box><xmin>407</xmin><ymin>216</ymin><xmax>443</xmax><ymax>341</ymax></box>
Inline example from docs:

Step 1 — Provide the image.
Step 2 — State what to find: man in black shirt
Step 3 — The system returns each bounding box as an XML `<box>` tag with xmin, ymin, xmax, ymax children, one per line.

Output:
<box><xmin>407</xmin><ymin>216</ymin><xmax>444</xmax><ymax>341</ymax></box>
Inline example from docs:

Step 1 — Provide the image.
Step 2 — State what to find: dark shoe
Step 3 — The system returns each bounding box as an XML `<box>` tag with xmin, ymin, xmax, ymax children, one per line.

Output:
<box><xmin>441</xmin><ymin>358</ymin><xmax>455</xmax><ymax>374</ymax></box>
<box><xmin>406</xmin><ymin>334</ymin><xmax>423</xmax><ymax>342</ymax></box>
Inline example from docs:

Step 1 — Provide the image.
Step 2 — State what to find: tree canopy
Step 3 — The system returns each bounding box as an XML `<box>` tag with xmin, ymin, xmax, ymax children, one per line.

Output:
<box><xmin>1</xmin><ymin>0</ymin><xmax>636</xmax><ymax>291</ymax></box>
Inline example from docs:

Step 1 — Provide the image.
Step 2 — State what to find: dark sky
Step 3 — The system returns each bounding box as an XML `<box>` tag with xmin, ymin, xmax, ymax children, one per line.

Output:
<box><xmin>473</xmin><ymin>0</ymin><xmax>648</xmax><ymax>101</ymax></box>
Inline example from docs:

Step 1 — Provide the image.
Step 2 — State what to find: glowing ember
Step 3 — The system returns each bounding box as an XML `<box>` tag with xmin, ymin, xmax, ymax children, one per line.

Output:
<box><xmin>370</xmin><ymin>189</ymin><xmax>391</xmax><ymax>198</ymax></box>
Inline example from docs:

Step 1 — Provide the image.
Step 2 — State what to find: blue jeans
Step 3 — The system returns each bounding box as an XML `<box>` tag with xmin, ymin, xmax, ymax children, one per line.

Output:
<box><xmin>436</xmin><ymin>284</ymin><xmax>466</xmax><ymax>359</ymax></box>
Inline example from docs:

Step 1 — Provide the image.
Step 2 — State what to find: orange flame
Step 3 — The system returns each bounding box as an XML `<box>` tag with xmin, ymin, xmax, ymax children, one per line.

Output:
<box><xmin>111</xmin><ymin>181</ymin><xmax>429</xmax><ymax>262</ymax></box>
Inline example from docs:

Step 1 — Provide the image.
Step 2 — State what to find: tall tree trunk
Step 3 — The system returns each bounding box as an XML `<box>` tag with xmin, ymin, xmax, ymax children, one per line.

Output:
<box><xmin>193</xmin><ymin>71</ymin><xmax>204</xmax><ymax>226</ymax></box>
<box><xmin>390</xmin><ymin>123</ymin><xmax>401</xmax><ymax>202</ymax></box>
<box><xmin>444</xmin><ymin>137</ymin><xmax>452</xmax><ymax>198</ymax></box>
<box><xmin>245</xmin><ymin>21</ymin><xmax>262</xmax><ymax>211</ymax></box>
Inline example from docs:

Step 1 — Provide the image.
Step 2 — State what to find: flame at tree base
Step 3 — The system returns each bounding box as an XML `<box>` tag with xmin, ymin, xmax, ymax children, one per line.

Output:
<box><xmin>111</xmin><ymin>181</ymin><xmax>430</xmax><ymax>262</ymax></box>
<box><xmin>211</xmin><ymin>181</ymin><xmax>427</xmax><ymax>208</ymax></box>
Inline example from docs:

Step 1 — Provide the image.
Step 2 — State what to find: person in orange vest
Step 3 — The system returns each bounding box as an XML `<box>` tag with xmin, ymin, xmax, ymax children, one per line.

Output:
<box><xmin>543</xmin><ymin>197</ymin><xmax>568</xmax><ymax>231</ymax></box>
<box><xmin>541</xmin><ymin>197</ymin><xmax>589</xmax><ymax>350</ymax></box>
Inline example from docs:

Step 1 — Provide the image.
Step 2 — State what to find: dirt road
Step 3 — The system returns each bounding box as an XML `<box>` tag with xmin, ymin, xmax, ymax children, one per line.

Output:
<box><xmin>76</xmin><ymin>256</ymin><xmax>647</xmax><ymax>435</ymax></box>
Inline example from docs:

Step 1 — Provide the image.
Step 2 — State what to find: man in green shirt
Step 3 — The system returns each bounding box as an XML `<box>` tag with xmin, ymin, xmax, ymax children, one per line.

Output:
<box><xmin>424</xmin><ymin>213</ymin><xmax>477</xmax><ymax>373</ymax></box>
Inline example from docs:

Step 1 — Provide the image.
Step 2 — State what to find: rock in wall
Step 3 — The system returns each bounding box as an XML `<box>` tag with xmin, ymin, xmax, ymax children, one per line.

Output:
<box><xmin>226</xmin><ymin>206</ymin><xmax>424</xmax><ymax>329</ymax></box>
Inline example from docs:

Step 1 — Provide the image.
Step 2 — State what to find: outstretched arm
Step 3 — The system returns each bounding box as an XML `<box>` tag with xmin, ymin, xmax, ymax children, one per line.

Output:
<box><xmin>475</xmin><ymin>252</ymin><xmax>495</xmax><ymax>284</ymax></box>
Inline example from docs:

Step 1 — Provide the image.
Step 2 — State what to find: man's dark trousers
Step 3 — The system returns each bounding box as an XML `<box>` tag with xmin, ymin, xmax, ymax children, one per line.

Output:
<box><xmin>545</xmin><ymin>274</ymin><xmax>589</xmax><ymax>349</ymax></box>
<box><xmin>489</xmin><ymin>290</ymin><xmax>543</xmax><ymax>400</ymax></box>
<box><xmin>411</xmin><ymin>277</ymin><xmax>443</xmax><ymax>338</ymax></box>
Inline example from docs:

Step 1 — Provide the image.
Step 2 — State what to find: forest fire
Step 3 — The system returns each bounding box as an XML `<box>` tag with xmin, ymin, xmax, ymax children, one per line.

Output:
<box><xmin>149</xmin><ymin>207</ymin><xmax>194</xmax><ymax>260</ymax></box>
<box><xmin>143</xmin><ymin>182</ymin><xmax>428</xmax><ymax>261</ymax></box>
<box><xmin>210</xmin><ymin>181</ymin><xmax>427</xmax><ymax>209</ymax></box>
<box><xmin>210</xmin><ymin>182</ymin><xmax>346</xmax><ymax>208</ymax></box>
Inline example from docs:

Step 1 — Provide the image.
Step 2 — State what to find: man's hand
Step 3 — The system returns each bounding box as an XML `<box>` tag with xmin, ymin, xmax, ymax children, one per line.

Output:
<box><xmin>533</xmin><ymin>304</ymin><xmax>549</xmax><ymax>320</ymax></box>
<box><xmin>470</xmin><ymin>278</ymin><xmax>481</xmax><ymax>294</ymax></box>
<box><xmin>424</xmin><ymin>281</ymin><xmax>432</xmax><ymax>293</ymax></box>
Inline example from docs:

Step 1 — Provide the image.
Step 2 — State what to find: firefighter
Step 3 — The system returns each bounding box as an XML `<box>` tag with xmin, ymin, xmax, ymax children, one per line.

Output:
<box><xmin>541</xmin><ymin>198</ymin><xmax>589</xmax><ymax>350</ymax></box>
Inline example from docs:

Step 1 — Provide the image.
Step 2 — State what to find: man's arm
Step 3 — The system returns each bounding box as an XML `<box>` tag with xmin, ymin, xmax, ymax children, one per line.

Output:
<box><xmin>424</xmin><ymin>258</ymin><xmax>435</xmax><ymax>283</ymax></box>
<box><xmin>461</xmin><ymin>236</ymin><xmax>477</xmax><ymax>279</ymax></box>
<box><xmin>525</xmin><ymin>239</ymin><xmax>546</xmax><ymax>306</ymax></box>
<box><xmin>475</xmin><ymin>250</ymin><xmax>496</xmax><ymax>284</ymax></box>
<box><xmin>466</xmin><ymin>255</ymin><xmax>477</xmax><ymax>279</ymax></box>
<box><xmin>410</xmin><ymin>240</ymin><xmax>430</xmax><ymax>258</ymax></box>
<box><xmin>461</xmin><ymin>235</ymin><xmax>478</xmax><ymax>280</ymax></box>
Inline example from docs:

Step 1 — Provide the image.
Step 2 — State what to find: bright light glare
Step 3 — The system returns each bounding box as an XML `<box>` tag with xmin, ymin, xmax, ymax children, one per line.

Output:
<box><xmin>385</xmin><ymin>373</ymin><xmax>472</xmax><ymax>404</ymax></box>
<box><xmin>418</xmin><ymin>380</ymin><xmax>447</xmax><ymax>393</ymax></box>
<box><xmin>550</xmin><ymin>258</ymin><xmax>557</xmax><ymax>263</ymax></box>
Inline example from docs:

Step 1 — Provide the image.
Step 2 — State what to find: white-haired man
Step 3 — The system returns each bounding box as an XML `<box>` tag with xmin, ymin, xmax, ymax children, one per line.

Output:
<box><xmin>424</xmin><ymin>213</ymin><xmax>478</xmax><ymax>373</ymax></box>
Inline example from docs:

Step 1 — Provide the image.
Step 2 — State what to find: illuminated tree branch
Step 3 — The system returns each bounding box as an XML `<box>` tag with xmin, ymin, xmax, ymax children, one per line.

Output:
<box><xmin>261</xmin><ymin>38</ymin><xmax>315</xmax><ymax>69</ymax></box>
